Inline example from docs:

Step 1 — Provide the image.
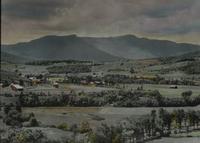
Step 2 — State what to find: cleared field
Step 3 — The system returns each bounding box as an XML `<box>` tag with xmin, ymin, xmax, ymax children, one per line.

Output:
<box><xmin>1</xmin><ymin>83</ymin><xmax>115</xmax><ymax>95</ymax></box>
<box><xmin>119</xmin><ymin>84</ymin><xmax>200</xmax><ymax>97</ymax></box>
<box><xmin>1</xmin><ymin>62</ymin><xmax>18</xmax><ymax>72</ymax></box>
<box><xmin>22</xmin><ymin>107</ymin><xmax>125</xmax><ymax>129</ymax></box>
<box><xmin>190</xmin><ymin>131</ymin><xmax>200</xmax><ymax>137</ymax></box>
<box><xmin>148</xmin><ymin>137</ymin><xmax>200</xmax><ymax>143</ymax></box>
<box><xmin>18</xmin><ymin>65</ymin><xmax>49</xmax><ymax>75</ymax></box>
<box><xmin>23</xmin><ymin>107</ymin><xmax>101</xmax><ymax>114</ymax></box>
<box><xmin>172</xmin><ymin>131</ymin><xmax>200</xmax><ymax>138</ymax></box>
<box><xmin>23</xmin><ymin>106</ymin><xmax>200</xmax><ymax>128</ymax></box>
<box><xmin>60</xmin><ymin>83</ymin><xmax>116</xmax><ymax>92</ymax></box>
<box><xmin>23</xmin><ymin>106</ymin><xmax>200</xmax><ymax>115</ymax></box>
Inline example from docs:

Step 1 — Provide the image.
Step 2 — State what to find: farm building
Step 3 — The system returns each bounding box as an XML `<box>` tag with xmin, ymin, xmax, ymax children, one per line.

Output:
<box><xmin>29</xmin><ymin>77</ymin><xmax>42</xmax><ymax>85</ymax></box>
<box><xmin>47</xmin><ymin>75</ymin><xmax>66</xmax><ymax>83</ymax></box>
<box><xmin>80</xmin><ymin>80</ymin><xmax>88</xmax><ymax>85</ymax></box>
<box><xmin>53</xmin><ymin>82</ymin><xmax>59</xmax><ymax>88</ymax></box>
<box><xmin>170</xmin><ymin>85</ymin><xmax>178</xmax><ymax>89</ymax></box>
<box><xmin>10</xmin><ymin>83</ymin><xmax>24</xmax><ymax>91</ymax></box>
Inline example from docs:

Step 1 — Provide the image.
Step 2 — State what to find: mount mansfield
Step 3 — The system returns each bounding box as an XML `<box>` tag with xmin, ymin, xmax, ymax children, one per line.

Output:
<box><xmin>2</xmin><ymin>34</ymin><xmax>200</xmax><ymax>62</ymax></box>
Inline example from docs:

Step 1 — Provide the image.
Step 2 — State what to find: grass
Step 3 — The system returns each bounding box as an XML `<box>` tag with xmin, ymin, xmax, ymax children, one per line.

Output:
<box><xmin>120</xmin><ymin>84</ymin><xmax>200</xmax><ymax>98</ymax></box>
<box><xmin>23</xmin><ymin>107</ymin><xmax>101</xmax><ymax>114</ymax></box>
<box><xmin>108</xmin><ymin>68</ymin><xmax>127</xmax><ymax>72</ymax></box>
<box><xmin>172</xmin><ymin>130</ymin><xmax>200</xmax><ymax>137</ymax></box>
<box><xmin>1</xmin><ymin>62</ymin><xmax>19</xmax><ymax>73</ymax></box>
<box><xmin>88</xmin><ymin>114</ymin><xmax>105</xmax><ymax>121</ymax></box>
<box><xmin>189</xmin><ymin>131</ymin><xmax>200</xmax><ymax>137</ymax></box>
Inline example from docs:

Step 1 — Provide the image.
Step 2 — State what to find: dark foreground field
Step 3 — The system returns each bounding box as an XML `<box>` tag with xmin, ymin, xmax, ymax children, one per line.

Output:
<box><xmin>23</xmin><ymin>106</ymin><xmax>200</xmax><ymax>128</ymax></box>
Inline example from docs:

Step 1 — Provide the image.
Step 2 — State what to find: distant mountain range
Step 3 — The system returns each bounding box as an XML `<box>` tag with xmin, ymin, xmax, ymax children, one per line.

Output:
<box><xmin>1</xmin><ymin>34</ymin><xmax>200</xmax><ymax>62</ymax></box>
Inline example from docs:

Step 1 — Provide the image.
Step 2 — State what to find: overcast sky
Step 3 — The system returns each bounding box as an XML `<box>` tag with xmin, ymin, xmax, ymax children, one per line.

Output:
<box><xmin>2</xmin><ymin>0</ymin><xmax>200</xmax><ymax>44</ymax></box>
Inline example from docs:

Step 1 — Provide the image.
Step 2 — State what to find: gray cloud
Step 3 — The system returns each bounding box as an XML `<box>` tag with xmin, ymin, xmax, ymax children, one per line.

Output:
<box><xmin>2</xmin><ymin>0</ymin><xmax>200</xmax><ymax>44</ymax></box>
<box><xmin>2</xmin><ymin>0</ymin><xmax>76</xmax><ymax>20</ymax></box>
<box><xmin>141</xmin><ymin>0</ymin><xmax>195</xmax><ymax>18</ymax></box>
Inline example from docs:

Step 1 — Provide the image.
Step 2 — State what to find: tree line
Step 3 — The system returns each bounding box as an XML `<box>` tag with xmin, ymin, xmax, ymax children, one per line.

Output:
<box><xmin>25</xmin><ymin>60</ymin><xmax>92</xmax><ymax>65</ymax></box>
<box><xmin>11</xmin><ymin>89</ymin><xmax>200</xmax><ymax>107</ymax></box>
<box><xmin>88</xmin><ymin>108</ymin><xmax>200</xmax><ymax>143</ymax></box>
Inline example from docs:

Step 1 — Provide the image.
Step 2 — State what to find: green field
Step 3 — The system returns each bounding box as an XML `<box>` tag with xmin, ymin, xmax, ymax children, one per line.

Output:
<box><xmin>118</xmin><ymin>84</ymin><xmax>200</xmax><ymax>97</ymax></box>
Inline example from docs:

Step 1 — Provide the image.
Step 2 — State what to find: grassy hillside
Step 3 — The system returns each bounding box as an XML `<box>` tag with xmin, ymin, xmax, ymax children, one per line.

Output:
<box><xmin>160</xmin><ymin>51</ymin><xmax>200</xmax><ymax>64</ymax></box>
<box><xmin>1</xmin><ymin>51</ymin><xmax>33</xmax><ymax>63</ymax></box>
<box><xmin>84</xmin><ymin>35</ymin><xmax>200</xmax><ymax>59</ymax></box>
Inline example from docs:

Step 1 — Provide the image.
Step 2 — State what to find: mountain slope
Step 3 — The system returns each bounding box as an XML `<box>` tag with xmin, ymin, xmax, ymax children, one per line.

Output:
<box><xmin>2</xmin><ymin>35</ymin><xmax>119</xmax><ymax>62</ymax></box>
<box><xmin>1</xmin><ymin>51</ymin><xmax>33</xmax><ymax>63</ymax></box>
<box><xmin>83</xmin><ymin>35</ymin><xmax>200</xmax><ymax>59</ymax></box>
<box><xmin>160</xmin><ymin>51</ymin><xmax>200</xmax><ymax>64</ymax></box>
<box><xmin>2</xmin><ymin>34</ymin><xmax>200</xmax><ymax>61</ymax></box>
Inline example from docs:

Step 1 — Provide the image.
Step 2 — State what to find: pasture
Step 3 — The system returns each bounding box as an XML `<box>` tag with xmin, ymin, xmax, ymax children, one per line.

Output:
<box><xmin>22</xmin><ymin>106</ymin><xmax>200</xmax><ymax>128</ymax></box>
<box><xmin>118</xmin><ymin>84</ymin><xmax>200</xmax><ymax>97</ymax></box>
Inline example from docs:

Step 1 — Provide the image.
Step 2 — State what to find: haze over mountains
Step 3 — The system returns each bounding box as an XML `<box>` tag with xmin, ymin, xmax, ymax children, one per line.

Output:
<box><xmin>1</xmin><ymin>34</ymin><xmax>200</xmax><ymax>62</ymax></box>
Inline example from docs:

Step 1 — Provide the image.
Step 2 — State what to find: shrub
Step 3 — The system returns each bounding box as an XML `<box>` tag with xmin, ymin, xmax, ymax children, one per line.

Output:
<box><xmin>57</xmin><ymin>123</ymin><xmax>68</xmax><ymax>131</ymax></box>
<box><xmin>3</xmin><ymin>110</ymin><xmax>22</xmax><ymax>126</ymax></box>
<box><xmin>8</xmin><ymin>129</ymin><xmax>45</xmax><ymax>143</ymax></box>
<box><xmin>69</xmin><ymin>124</ymin><xmax>78</xmax><ymax>132</ymax></box>
<box><xmin>80</xmin><ymin>121</ymin><xmax>92</xmax><ymax>133</ymax></box>
<box><xmin>30</xmin><ymin>118</ymin><xmax>39</xmax><ymax>127</ymax></box>
<box><xmin>181</xmin><ymin>90</ymin><xmax>192</xmax><ymax>102</ymax></box>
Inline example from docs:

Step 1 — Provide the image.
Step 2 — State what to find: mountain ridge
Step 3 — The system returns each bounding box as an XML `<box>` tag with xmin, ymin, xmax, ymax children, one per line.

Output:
<box><xmin>2</xmin><ymin>34</ymin><xmax>200</xmax><ymax>62</ymax></box>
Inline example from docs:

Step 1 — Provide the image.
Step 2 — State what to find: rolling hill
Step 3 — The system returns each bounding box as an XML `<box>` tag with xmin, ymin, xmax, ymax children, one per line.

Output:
<box><xmin>1</xmin><ymin>51</ymin><xmax>33</xmax><ymax>63</ymax></box>
<box><xmin>1</xmin><ymin>34</ymin><xmax>200</xmax><ymax>62</ymax></box>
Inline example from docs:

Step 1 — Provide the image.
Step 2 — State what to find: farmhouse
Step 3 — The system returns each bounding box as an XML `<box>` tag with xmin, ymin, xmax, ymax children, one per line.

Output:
<box><xmin>170</xmin><ymin>85</ymin><xmax>178</xmax><ymax>89</ymax></box>
<box><xmin>80</xmin><ymin>80</ymin><xmax>88</xmax><ymax>85</ymax></box>
<box><xmin>29</xmin><ymin>77</ymin><xmax>42</xmax><ymax>85</ymax></box>
<box><xmin>10</xmin><ymin>83</ymin><xmax>24</xmax><ymax>91</ymax></box>
<box><xmin>53</xmin><ymin>82</ymin><xmax>59</xmax><ymax>88</ymax></box>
